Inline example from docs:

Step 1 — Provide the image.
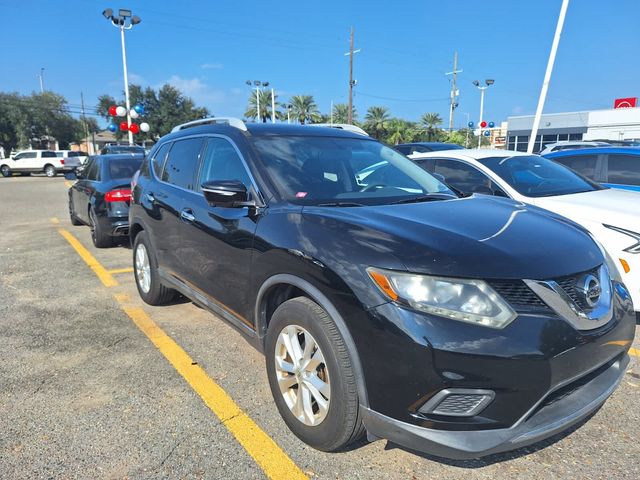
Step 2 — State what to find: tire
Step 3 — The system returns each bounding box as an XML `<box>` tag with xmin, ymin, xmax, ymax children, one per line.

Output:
<box><xmin>68</xmin><ymin>198</ymin><xmax>82</xmax><ymax>226</ymax></box>
<box><xmin>44</xmin><ymin>164</ymin><xmax>56</xmax><ymax>177</ymax></box>
<box><xmin>0</xmin><ymin>165</ymin><xmax>10</xmax><ymax>177</ymax></box>
<box><xmin>265</xmin><ymin>296</ymin><xmax>364</xmax><ymax>452</ymax></box>
<box><xmin>132</xmin><ymin>230</ymin><xmax>175</xmax><ymax>305</ymax></box>
<box><xmin>89</xmin><ymin>207</ymin><xmax>113</xmax><ymax>248</ymax></box>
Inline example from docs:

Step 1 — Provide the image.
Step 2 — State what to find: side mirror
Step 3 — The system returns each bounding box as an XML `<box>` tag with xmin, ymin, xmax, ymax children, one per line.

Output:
<box><xmin>64</xmin><ymin>171</ymin><xmax>77</xmax><ymax>181</ymax></box>
<box><xmin>202</xmin><ymin>179</ymin><xmax>252</xmax><ymax>208</ymax></box>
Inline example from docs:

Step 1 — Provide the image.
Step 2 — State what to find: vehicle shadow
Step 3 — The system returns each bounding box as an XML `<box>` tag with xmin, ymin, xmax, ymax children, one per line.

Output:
<box><xmin>374</xmin><ymin>409</ymin><xmax>598</xmax><ymax>468</ymax></box>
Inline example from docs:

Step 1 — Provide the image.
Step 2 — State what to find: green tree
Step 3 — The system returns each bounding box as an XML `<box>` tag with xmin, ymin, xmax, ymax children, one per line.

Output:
<box><xmin>384</xmin><ymin>118</ymin><xmax>417</xmax><ymax>145</ymax></box>
<box><xmin>0</xmin><ymin>92</ymin><xmax>27</xmax><ymax>155</ymax></box>
<box><xmin>289</xmin><ymin>95</ymin><xmax>320</xmax><ymax>124</ymax></box>
<box><xmin>419</xmin><ymin>112</ymin><xmax>444</xmax><ymax>141</ymax></box>
<box><xmin>245</xmin><ymin>89</ymin><xmax>280</xmax><ymax>123</ymax></box>
<box><xmin>331</xmin><ymin>103</ymin><xmax>357</xmax><ymax>124</ymax></box>
<box><xmin>363</xmin><ymin>106</ymin><xmax>390</xmax><ymax>139</ymax></box>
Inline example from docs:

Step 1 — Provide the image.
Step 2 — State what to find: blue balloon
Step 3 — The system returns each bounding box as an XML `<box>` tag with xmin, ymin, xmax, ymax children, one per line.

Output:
<box><xmin>483</xmin><ymin>130</ymin><xmax>491</xmax><ymax>136</ymax></box>
<box><xmin>133</xmin><ymin>104</ymin><xmax>145</xmax><ymax>115</ymax></box>
<box><xmin>107</xmin><ymin>123</ymin><xmax>117</xmax><ymax>132</ymax></box>
<box><xmin>467</xmin><ymin>121</ymin><xmax>474</xmax><ymax>128</ymax></box>
<box><xmin>488</xmin><ymin>121</ymin><xmax>495</xmax><ymax>128</ymax></box>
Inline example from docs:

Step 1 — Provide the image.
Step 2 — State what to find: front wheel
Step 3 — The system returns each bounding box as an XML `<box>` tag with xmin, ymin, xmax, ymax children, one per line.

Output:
<box><xmin>265</xmin><ymin>297</ymin><xmax>364</xmax><ymax>452</ymax></box>
<box><xmin>0</xmin><ymin>165</ymin><xmax>10</xmax><ymax>177</ymax></box>
<box><xmin>44</xmin><ymin>164</ymin><xmax>56</xmax><ymax>177</ymax></box>
<box><xmin>132</xmin><ymin>231</ymin><xmax>176</xmax><ymax>305</ymax></box>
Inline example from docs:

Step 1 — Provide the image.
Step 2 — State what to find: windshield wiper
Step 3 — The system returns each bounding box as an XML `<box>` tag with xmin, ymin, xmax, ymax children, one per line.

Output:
<box><xmin>389</xmin><ymin>193</ymin><xmax>457</xmax><ymax>205</ymax></box>
<box><xmin>317</xmin><ymin>201</ymin><xmax>366</xmax><ymax>207</ymax></box>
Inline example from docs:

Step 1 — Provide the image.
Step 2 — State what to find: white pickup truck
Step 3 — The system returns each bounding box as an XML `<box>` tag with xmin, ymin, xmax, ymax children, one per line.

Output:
<box><xmin>0</xmin><ymin>150</ymin><xmax>70</xmax><ymax>177</ymax></box>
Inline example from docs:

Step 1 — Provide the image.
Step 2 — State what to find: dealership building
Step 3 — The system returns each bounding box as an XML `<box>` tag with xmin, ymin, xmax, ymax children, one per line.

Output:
<box><xmin>505</xmin><ymin>101</ymin><xmax>640</xmax><ymax>152</ymax></box>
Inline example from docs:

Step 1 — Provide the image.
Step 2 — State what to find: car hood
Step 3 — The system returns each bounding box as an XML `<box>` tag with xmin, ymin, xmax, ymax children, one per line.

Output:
<box><xmin>532</xmin><ymin>188</ymin><xmax>640</xmax><ymax>231</ymax></box>
<box><xmin>302</xmin><ymin>196</ymin><xmax>602</xmax><ymax>280</ymax></box>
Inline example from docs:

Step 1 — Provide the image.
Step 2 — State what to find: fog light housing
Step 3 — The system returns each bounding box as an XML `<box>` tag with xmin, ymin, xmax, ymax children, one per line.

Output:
<box><xmin>418</xmin><ymin>389</ymin><xmax>495</xmax><ymax>417</ymax></box>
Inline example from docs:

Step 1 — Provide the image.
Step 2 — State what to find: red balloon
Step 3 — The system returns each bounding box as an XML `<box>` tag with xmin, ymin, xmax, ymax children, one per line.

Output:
<box><xmin>119</xmin><ymin>122</ymin><xmax>129</xmax><ymax>131</ymax></box>
<box><xmin>108</xmin><ymin>105</ymin><xmax>118</xmax><ymax>116</ymax></box>
<box><xmin>129</xmin><ymin>123</ymin><xmax>140</xmax><ymax>134</ymax></box>
<box><xmin>480</xmin><ymin>121</ymin><xmax>487</xmax><ymax>128</ymax></box>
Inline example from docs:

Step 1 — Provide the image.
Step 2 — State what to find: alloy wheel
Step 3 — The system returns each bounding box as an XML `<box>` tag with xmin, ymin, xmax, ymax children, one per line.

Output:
<box><xmin>135</xmin><ymin>243</ymin><xmax>151</xmax><ymax>293</ymax></box>
<box><xmin>274</xmin><ymin>325</ymin><xmax>331</xmax><ymax>426</ymax></box>
<box><xmin>45</xmin><ymin>165</ymin><xmax>55</xmax><ymax>177</ymax></box>
<box><xmin>1</xmin><ymin>166</ymin><xmax>10</xmax><ymax>177</ymax></box>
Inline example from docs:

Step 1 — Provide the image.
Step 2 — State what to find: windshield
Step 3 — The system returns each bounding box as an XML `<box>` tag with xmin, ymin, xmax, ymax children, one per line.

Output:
<box><xmin>108</xmin><ymin>158</ymin><xmax>142</xmax><ymax>179</ymax></box>
<box><xmin>478</xmin><ymin>155</ymin><xmax>602</xmax><ymax>197</ymax></box>
<box><xmin>251</xmin><ymin>136</ymin><xmax>454</xmax><ymax>205</ymax></box>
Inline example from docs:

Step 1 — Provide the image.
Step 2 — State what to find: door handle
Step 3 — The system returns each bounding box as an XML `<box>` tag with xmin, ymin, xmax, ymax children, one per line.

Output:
<box><xmin>180</xmin><ymin>209</ymin><xmax>195</xmax><ymax>223</ymax></box>
<box><xmin>145</xmin><ymin>193</ymin><xmax>155</xmax><ymax>203</ymax></box>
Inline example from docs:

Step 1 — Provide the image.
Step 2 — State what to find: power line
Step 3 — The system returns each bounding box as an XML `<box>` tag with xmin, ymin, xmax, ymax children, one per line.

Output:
<box><xmin>357</xmin><ymin>92</ymin><xmax>449</xmax><ymax>103</ymax></box>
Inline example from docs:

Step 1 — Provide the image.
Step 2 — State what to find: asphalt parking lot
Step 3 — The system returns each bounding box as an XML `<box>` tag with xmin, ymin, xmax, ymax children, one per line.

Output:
<box><xmin>1</xmin><ymin>175</ymin><xmax>639</xmax><ymax>479</ymax></box>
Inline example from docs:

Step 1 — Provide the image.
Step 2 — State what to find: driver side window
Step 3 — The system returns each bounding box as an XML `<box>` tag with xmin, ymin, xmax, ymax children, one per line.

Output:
<box><xmin>433</xmin><ymin>159</ymin><xmax>506</xmax><ymax>196</ymax></box>
<box><xmin>198</xmin><ymin>137</ymin><xmax>252</xmax><ymax>191</ymax></box>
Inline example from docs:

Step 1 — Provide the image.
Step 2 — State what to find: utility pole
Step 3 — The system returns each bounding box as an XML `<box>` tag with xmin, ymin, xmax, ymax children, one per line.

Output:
<box><xmin>527</xmin><ymin>0</ymin><xmax>569</xmax><ymax>153</ymax></box>
<box><xmin>345</xmin><ymin>27</ymin><xmax>360</xmax><ymax>124</ymax></box>
<box><xmin>271</xmin><ymin>88</ymin><xmax>276</xmax><ymax>123</ymax></box>
<box><xmin>80</xmin><ymin>92</ymin><xmax>91</xmax><ymax>154</ymax></box>
<box><xmin>38</xmin><ymin>68</ymin><xmax>45</xmax><ymax>93</ymax></box>
<box><xmin>446</xmin><ymin>52</ymin><xmax>462</xmax><ymax>132</ymax></box>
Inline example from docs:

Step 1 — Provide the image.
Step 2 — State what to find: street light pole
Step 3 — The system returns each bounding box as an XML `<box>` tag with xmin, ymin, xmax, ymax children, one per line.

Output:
<box><xmin>38</xmin><ymin>68</ymin><xmax>45</xmax><ymax>93</ymax></box>
<box><xmin>271</xmin><ymin>88</ymin><xmax>276</xmax><ymax>123</ymax></box>
<box><xmin>102</xmin><ymin>8</ymin><xmax>141</xmax><ymax>146</ymax></box>
<box><xmin>473</xmin><ymin>79</ymin><xmax>494</xmax><ymax>148</ymax></box>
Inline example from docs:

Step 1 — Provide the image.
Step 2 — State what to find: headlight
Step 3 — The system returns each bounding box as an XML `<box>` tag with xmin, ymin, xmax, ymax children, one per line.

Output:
<box><xmin>589</xmin><ymin>232</ymin><xmax>624</xmax><ymax>283</ymax></box>
<box><xmin>367</xmin><ymin>267</ymin><xmax>516</xmax><ymax>329</ymax></box>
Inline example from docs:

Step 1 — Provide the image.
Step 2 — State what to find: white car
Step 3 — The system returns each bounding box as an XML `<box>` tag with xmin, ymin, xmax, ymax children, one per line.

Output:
<box><xmin>409</xmin><ymin>148</ymin><xmax>640</xmax><ymax>317</ymax></box>
<box><xmin>0</xmin><ymin>150</ymin><xmax>67</xmax><ymax>177</ymax></box>
<box><xmin>539</xmin><ymin>140</ymin><xmax>610</xmax><ymax>155</ymax></box>
<box><xmin>55</xmin><ymin>150</ymin><xmax>88</xmax><ymax>170</ymax></box>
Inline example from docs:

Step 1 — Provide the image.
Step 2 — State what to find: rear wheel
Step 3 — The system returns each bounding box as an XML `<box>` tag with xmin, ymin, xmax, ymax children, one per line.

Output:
<box><xmin>89</xmin><ymin>207</ymin><xmax>113</xmax><ymax>248</ymax></box>
<box><xmin>44</xmin><ymin>164</ymin><xmax>56</xmax><ymax>177</ymax></box>
<box><xmin>133</xmin><ymin>231</ymin><xmax>175</xmax><ymax>305</ymax></box>
<box><xmin>1</xmin><ymin>165</ymin><xmax>10</xmax><ymax>177</ymax></box>
<box><xmin>265</xmin><ymin>297</ymin><xmax>364</xmax><ymax>452</ymax></box>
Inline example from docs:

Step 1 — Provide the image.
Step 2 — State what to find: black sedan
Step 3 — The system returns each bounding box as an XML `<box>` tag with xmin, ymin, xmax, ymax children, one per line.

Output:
<box><xmin>66</xmin><ymin>154</ymin><xmax>143</xmax><ymax>247</ymax></box>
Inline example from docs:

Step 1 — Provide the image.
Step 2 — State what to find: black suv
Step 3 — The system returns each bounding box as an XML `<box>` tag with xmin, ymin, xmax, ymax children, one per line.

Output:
<box><xmin>129</xmin><ymin>118</ymin><xmax>635</xmax><ymax>459</ymax></box>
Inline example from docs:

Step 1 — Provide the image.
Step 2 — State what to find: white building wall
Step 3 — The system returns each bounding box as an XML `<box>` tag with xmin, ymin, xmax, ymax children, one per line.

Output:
<box><xmin>584</xmin><ymin>107</ymin><xmax>640</xmax><ymax>140</ymax></box>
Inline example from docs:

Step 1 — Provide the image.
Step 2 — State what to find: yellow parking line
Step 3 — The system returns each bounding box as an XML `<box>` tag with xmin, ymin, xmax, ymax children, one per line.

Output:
<box><xmin>50</xmin><ymin>217</ymin><xmax>60</xmax><ymax>224</ymax></box>
<box><xmin>107</xmin><ymin>267</ymin><xmax>134</xmax><ymax>275</ymax></box>
<box><xmin>630</xmin><ymin>347</ymin><xmax>639</xmax><ymax>357</ymax></box>
<box><xmin>57</xmin><ymin>229</ymin><xmax>118</xmax><ymax>287</ymax></box>
<box><xmin>64</xmin><ymin>180</ymin><xmax>72</xmax><ymax>188</ymax></box>
<box><xmin>118</xmin><ymin>304</ymin><xmax>307</xmax><ymax>480</ymax></box>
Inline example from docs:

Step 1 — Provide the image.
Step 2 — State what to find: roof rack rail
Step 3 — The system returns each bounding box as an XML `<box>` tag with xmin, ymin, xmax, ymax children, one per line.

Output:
<box><xmin>171</xmin><ymin>117</ymin><xmax>247</xmax><ymax>133</ymax></box>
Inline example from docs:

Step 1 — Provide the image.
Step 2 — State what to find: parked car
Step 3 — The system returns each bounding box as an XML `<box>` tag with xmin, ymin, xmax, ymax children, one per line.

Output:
<box><xmin>395</xmin><ymin>142</ymin><xmax>464</xmax><ymax>155</ymax></box>
<box><xmin>410</xmin><ymin>148</ymin><xmax>640</xmax><ymax>320</ymax></box>
<box><xmin>100</xmin><ymin>144</ymin><xmax>147</xmax><ymax>155</ymax></box>
<box><xmin>591</xmin><ymin>139</ymin><xmax>640</xmax><ymax>147</ymax></box>
<box><xmin>55</xmin><ymin>150</ymin><xmax>88</xmax><ymax>170</ymax></box>
<box><xmin>128</xmin><ymin>117</ymin><xmax>634</xmax><ymax>459</ymax></box>
<box><xmin>543</xmin><ymin>146</ymin><xmax>640</xmax><ymax>192</ymax></box>
<box><xmin>66</xmin><ymin>154</ymin><xmax>143</xmax><ymax>247</ymax></box>
<box><xmin>0</xmin><ymin>150</ymin><xmax>66</xmax><ymax>177</ymax></box>
<box><xmin>539</xmin><ymin>140</ymin><xmax>610</xmax><ymax>155</ymax></box>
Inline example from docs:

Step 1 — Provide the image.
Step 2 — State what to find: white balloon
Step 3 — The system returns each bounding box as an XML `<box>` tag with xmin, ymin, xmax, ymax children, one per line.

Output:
<box><xmin>130</xmin><ymin>109</ymin><xmax>139</xmax><ymax>119</ymax></box>
<box><xmin>115</xmin><ymin>106</ymin><xmax>127</xmax><ymax>117</ymax></box>
<box><xmin>140</xmin><ymin>122</ymin><xmax>150</xmax><ymax>133</ymax></box>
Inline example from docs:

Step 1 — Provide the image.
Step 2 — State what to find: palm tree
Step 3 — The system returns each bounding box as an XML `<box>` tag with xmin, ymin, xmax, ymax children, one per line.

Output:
<box><xmin>364</xmin><ymin>106</ymin><xmax>390</xmax><ymax>139</ymax></box>
<box><xmin>289</xmin><ymin>95</ymin><xmax>320</xmax><ymax>124</ymax></box>
<box><xmin>420</xmin><ymin>112</ymin><xmax>443</xmax><ymax>141</ymax></box>
<box><xmin>385</xmin><ymin>119</ymin><xmax>417</xmax><ymax>145</ymax></box>
<box><xmin>245</xmin><ymin>90</ymin><xmax>280</xmax><ymax>123</ymax></box>
<box><xmin>332</xmin><ymin>103</ymin><xmax>357</xmax><ymax>124</ymax></box>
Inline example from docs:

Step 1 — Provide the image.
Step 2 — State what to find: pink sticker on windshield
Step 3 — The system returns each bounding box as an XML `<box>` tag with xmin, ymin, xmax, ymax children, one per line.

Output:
<box><xmin>296</xmin><ymin>192</ymin><xmax>308</xmax><ymax>198</ymax></box>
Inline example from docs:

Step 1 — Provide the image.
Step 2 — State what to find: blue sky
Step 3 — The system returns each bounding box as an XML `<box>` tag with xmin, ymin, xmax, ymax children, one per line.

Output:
<box><xmin>1</xmin><ymin>0</ymin><xmax>639</xmax><ymax>128</ymax></box>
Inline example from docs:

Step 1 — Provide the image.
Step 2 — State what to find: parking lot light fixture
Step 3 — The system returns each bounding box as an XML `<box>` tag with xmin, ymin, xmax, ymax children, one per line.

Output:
<box><xmin>102</xmin><ymin>7</ymin><xmax>141</xmax><ymax>146</ymax></box>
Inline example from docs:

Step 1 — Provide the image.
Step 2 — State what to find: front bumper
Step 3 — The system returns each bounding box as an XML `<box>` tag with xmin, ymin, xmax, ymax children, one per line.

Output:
<box><xmin>362</xmin><ymin>353</ymin><xmax>628</xmax><ymax>459</ymax></box>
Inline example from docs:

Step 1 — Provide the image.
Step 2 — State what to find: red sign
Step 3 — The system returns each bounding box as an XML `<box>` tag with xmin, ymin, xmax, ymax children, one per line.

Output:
<box><xmin>614</xmin><ymin>97</ymin><xmax>637</xmax><ymax>109</ymax></box>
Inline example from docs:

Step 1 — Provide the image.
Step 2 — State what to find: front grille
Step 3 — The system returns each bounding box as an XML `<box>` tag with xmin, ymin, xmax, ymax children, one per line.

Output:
<box><xmin>488</xmin><ymin>280</ymin><xmax>548</xmax><ymax>309</ymax></box>
<box><xmin>432</xmin><ymin>394</ymin><xmax>488</xmax><ymax>416</ymax></box>
<box><xmin>554</xmin><ymin>267</ymin><xmax>600</xmax><ymax>311</ymax></box>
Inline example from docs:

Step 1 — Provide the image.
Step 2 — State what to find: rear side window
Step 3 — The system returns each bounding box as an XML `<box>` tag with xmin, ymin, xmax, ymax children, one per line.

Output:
<box><xmin>161</xmin><ymin>137</ymin><xmax>204</xmax><ymax>190</ymax></box>
<box><xmin>552</xmin><ymin>154</ymin><xmax>598</xmax><ymax>180</ymax></box>
<box><xmin>42</xmin><ymin>151</ymin><xmax>57</xmax><ymax>158</ymax></box>
<box><xmin>151</xmin><ymin>143</ymin><xmax>170</xmax><ymax>178</ymax></box>
<box><xmin>607</xmin><ymin>154</ymin><xmax>640</xmax><ymax>186</ymax></box>
<box><xmin>198</xmin><ymin>138</ymin><xmax>251</xmax><ymax>190</ymax></box>
<box><xmin>85</xmin><ymin>158</ymin><xmax>100</xmax><ymax>181</ymax></box>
